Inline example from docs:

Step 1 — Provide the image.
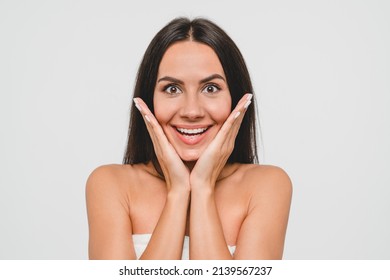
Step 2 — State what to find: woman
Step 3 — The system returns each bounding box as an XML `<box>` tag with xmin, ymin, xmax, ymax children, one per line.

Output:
<box><xmin>86</xmin><ymin>17</ymin><xmax>292</xmax><ymax>260</ymax></box>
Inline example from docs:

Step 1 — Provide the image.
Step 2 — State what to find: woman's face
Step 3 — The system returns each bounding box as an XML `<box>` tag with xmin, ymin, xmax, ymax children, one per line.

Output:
<box><xmin>153</xmin><ymin>41</ymin><xmax>232</xmax><ymax>163</ymax></box>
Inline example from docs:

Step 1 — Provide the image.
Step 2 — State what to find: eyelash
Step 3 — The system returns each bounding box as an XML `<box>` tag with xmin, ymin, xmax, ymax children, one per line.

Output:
<box><xmin>202</xmin><ymin>83</ymin><xmax>221</xmax><ymax>94</ymax></box>
<box><xmin>161</xmin><ymin>83</ymin><xmax>221</xmax><ymax>95</ymax></box>
<box><xmin>162</xmin><ymin>84</ymin><xmax>182</xmax><ymax>95</ymax></box>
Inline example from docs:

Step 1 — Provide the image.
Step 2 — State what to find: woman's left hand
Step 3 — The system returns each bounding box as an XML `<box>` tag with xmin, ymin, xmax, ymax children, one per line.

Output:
<box><xmin>190</xmin><ymin>93</ymin><xmax>253</xmax><ymax>190</ymax></box>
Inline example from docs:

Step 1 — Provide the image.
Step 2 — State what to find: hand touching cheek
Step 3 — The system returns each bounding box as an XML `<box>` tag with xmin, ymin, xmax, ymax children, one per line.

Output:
<box><xmin>190</xmin><ymin>93</ymin><xmax>253</xmax><ymax>189</ymax></box>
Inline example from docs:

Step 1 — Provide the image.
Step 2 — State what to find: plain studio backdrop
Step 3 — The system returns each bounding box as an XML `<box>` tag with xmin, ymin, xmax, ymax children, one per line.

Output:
<box><xmin>0</xmin><ymin>0</ymin><xmax>389</xmax><ymax>259</ymax></box>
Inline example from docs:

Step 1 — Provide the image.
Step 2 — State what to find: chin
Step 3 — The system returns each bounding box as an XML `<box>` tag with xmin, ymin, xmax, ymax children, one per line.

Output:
<box><xmin>178</xmin><ymin>150</ymin><xmax>201</xmax><ymax>162</ymax></box>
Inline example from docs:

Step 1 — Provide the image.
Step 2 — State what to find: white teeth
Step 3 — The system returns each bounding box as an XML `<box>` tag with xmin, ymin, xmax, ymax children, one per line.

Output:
<box><xmin>176</xmin><ymin>127</ymin><xmax>207</xmax><ymax>135</ymax></box>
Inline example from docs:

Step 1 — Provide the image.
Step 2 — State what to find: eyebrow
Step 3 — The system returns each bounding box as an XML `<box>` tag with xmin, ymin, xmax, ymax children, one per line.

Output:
<box><xmin>157</xmin><ymin>74</ymin><xmax>226</xmax><ymax>84</ymax></box>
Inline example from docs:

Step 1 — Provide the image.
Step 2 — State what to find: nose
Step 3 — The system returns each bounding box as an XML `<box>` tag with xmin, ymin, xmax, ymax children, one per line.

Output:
<box><xmin>179</xmin><ymin>93</ymin><xmax>204</xmax><ymax>120</ymax></box>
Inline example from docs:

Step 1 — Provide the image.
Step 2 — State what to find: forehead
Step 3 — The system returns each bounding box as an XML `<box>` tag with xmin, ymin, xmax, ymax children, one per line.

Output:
<box><xmin>158</xmin><ymin>41</ymin><xmax>225</xmax><ymax>80</ymax></box>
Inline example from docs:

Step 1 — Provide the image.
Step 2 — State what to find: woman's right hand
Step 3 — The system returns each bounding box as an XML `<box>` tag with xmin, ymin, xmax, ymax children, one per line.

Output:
<box><xmin>133</xmin><ymin>98</ymin><xmax>190</xmax><ymax>193</ymax></box>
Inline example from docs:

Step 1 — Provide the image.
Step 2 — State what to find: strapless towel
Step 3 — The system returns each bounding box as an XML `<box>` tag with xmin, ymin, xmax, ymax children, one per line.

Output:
<box><xmin>132</xmin><ymin>234</ymin><xmax>236</xmax><ymax>260</ymax></box>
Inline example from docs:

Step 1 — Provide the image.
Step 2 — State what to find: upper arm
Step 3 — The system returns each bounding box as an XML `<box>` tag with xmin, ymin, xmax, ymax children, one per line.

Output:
<box><xmin>234</xmin><ymin>166</ymin><xmax>292</xmax><ymax>259</ymax></box>
<box><xmin>86</xmin><ymin>165</ymin><xmax>136</xmax><ymax>259</ymax></box>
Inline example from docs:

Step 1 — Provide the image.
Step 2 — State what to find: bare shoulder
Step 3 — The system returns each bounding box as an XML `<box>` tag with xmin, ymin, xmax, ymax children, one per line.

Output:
<box><xmin>232</xmin><ymin>164</ymin><xmax>292</xmax><ymax>259</ymax></box>
<box><xmin>244</xmin><ymin>164</ymin><xmax>292</xmax><ymax>189</ymax></box>
<box><xmin>239</xmin><ymin>164</ymin><xmax>293</xmax><ymax>202</ymax></box>
<box><xmin>86</xmin><ymin>164</ymin><xmax>142</xmax><ymax>192</ymax></box>
<box><xmin>85</xmin><ymin>163</ymin><xmax>157</xmax><ymax>204</ymax></box>
<box><xmin>86</xmin><ymin>163</ymin><xmax>137</xmax><ymax>181</ymax></box>
<box><xmin>87</xmin><ymin>163</ymin><xmax>127</xmax><ymax>183</ymax></box>
<box><xmin>86</xmin><ymin>164</ymin><xmax>141</xmax><ymax>259</ymax></box>
<box><xmin>86</xmin><ymin>164</ymin><xmax>131</xmax><ymax>209</ymax></box>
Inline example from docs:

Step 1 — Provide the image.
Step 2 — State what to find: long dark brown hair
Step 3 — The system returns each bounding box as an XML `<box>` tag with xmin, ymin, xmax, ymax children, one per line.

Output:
<box><xmin>123</xmin><ymin>17</ymin><xmax>258</xmax><ymax>173</ymax></box>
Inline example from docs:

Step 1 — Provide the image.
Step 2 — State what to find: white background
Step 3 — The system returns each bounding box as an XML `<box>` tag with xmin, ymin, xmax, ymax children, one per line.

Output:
<box><xmin>0</xmin><ymin>0</ymin><xmax>389</xmax><ymax>259</ymax></box>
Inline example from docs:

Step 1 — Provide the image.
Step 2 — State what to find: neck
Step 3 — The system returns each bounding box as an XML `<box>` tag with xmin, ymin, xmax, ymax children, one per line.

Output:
<box><xmin>184</xmin><ymin>161</ymin><xmax>240</xmax><ymax>181</ymax></box>
<box><xmin>184</xmin><ymin>161</ymin><xmax>196</xmax><ymax>171</ymax></box>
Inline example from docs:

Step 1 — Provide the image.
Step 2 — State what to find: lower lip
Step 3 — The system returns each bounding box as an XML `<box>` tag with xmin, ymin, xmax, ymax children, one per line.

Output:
<box><xmin>174</xmin><ymin>128</ymin><xmax>210</xmax><ymax>145</ymax></box>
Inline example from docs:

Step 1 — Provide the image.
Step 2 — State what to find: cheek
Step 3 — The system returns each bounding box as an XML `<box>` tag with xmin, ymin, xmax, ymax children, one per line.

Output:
<box><xmin>153</xmin><ymin>95</ymin><xmax>172</xmax><ymax>124</ymax></box>
<box><xmin>154</xmin><ymin>108</ymin><xmax>168</xmax><ymax>124</ymax></box>
<box><xmin>206</xmin><ymin>99</ymin><xmax>231</xmax><ymax>123</ymax></box>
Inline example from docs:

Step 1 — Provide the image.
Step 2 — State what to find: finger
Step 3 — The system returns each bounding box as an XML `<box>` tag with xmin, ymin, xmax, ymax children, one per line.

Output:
<box><xmin>134</xmin><ymin>98</ymin><xmax>189</xmax><ymax>187</ymax></box>
<box><xmin>134</xmin><ymin>98</ymin><xmax>184</xmax><ymax>176</ymax></box>
<box><xmin>133</xmin><ymin>98</ymin><xmax>171</xmax><ymax>148</ymax></box>
<box><xmin>215</xmin><ymin>93</ymin><xmax>253</xmax><ymax>142</ymax></box>
<box><xmin>230</xmin><ymin>93</ymin><xmax>253</xmax><ymax>135</ymax></box>
<box><xmin>233</xmin><ymin>93</ymin><xmax>253</xmax><ymax>119</ymax></box>
<box><xmin>133</xmin><ymin>98</ymin><xmax>161</xmax><ymax>150</ymax></box>
<box><xmin>134</xmin><ymin>98</ymin><xmax>168</xmax><ymax>141</ymax></box>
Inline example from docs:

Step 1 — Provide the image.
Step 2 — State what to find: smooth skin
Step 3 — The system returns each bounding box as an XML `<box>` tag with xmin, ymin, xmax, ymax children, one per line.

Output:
<box><xmin>86</xmin><ymin>41</ymin><xmax>292</xmax><ymax>260</ymax></box>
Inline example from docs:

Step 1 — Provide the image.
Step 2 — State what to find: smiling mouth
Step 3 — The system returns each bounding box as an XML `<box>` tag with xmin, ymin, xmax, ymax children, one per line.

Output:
<box><xmin>172</xmin><ymin>126</ymin><xmax>211</xmax><ymax>145</ymax></box>
<box><xmin>175</xmin><ymin>127</ymin><xmax>209</xmax><ymax>136</ymax></box>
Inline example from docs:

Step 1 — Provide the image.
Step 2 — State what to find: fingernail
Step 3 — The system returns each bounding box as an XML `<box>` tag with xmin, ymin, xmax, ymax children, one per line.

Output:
<box><xmin>134</xmin><ymin>103</ymin><xmax>142</xmax><ymax>112</ymax></box>
<box><xmin>246</xmin><ymin>94</ymin><xmax>253</xmax><ymax>101</ymax></box>
<box><xmin>244</xmin><ymin>100</ymin><xmax>251</xmax><ymax>109</ymax></box>
<box><xmin>144</xmin><ymin>115</ymin><xmax>151</xmax><ymax>123</ymax></box>
<box><xmin>133</xmin><ymin>99</ymin><xmax>142</xmax><ymax>112</ymax></box>
<box><xmin>234</xmin><ymin>111</ymin><xmax>241</xmax><ymax>119</ymax></box>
